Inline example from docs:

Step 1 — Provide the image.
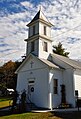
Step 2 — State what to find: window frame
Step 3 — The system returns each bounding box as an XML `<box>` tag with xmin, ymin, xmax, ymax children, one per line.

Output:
<box><xmin>28</xmin><ymin>79</ymin><xmax>35</xmax><ymax>94</ymax></box>
<box><xmin>33</xmin><ymin>25</ymin><xmax>35</xmax><ymax>35</ymax></box>
<box><xmin>44</xmin><ymin>26</ymin><xmax>46</xmax><ymax>35</ymax></box>
<box><xmin>31</xmin><ymin>41</ymin><xmax>35</xmax><ymax>52</ymax></box>
<box><xmin>53</xmin><ymin>79</ymin><xmax>58</xmax><ymax>94</ymax></box>
<box><xmin>75</xmin><ymin>90</ymin><xmax>78</xmax><ymax>97</ymax></box>
<box><xmin>43</xmin><ymin>41</ymin><xmax>48</xmax><ymax>52</ymax></box>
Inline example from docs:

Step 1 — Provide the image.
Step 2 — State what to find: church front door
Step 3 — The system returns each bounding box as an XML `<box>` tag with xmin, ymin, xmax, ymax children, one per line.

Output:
<box><xmin>28</xmin><ymin>79</ymin><xmax>35</xmax><ymax>102</ymax></box>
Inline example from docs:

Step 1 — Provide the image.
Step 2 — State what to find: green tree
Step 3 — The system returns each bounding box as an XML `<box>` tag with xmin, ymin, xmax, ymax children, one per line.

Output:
<box><xmin>53</xmin><ymin>42</ymin><xmax>69</xmax><ymax>57</ymax></box>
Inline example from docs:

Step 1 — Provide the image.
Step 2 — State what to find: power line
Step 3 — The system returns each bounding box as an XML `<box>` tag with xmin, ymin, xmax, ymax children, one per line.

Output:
<box><xmin>52</xmin><ymin>21</ymin><xmax>81</xmax><ymax>39</ymax></box>
<box><xmin>1</xmin><ymin>19</ymin><xmax>81</xmax><ymax>59</ymax></box>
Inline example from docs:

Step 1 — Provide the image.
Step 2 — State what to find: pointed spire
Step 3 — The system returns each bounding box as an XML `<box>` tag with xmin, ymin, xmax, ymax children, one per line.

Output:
<box><xmin>27</xmin><ymin>8</ymin><xmax>53</xmax><ymax>27</ymax></box>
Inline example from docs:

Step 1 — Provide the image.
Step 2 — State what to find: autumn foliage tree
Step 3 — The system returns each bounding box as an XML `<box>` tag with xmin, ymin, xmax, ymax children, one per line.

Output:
<box><xmin>3</xmin><ymin>60</ymin><xmax>16</xmax><ymax>89</ymax></box>
<box><xmin>0</xmin><ymin>60</ymin><xmax>21</xmax><ymax>93</ymax></box>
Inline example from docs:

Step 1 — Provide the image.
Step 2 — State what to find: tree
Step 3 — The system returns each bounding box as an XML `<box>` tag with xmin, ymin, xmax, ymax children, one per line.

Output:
<box><xmin>0</xmin><ymin>60</ymin><xmax>22</xmax><ymax>93</ymax></box>
<box><xmin>2</xmin><ymin>60</ymin><xmax>17</xmax><ymax>89</ymax></box>
<box><xmin>53</xmin><ymin>42</ymin><xmax>69</xmax><ymax>57</ymax></box>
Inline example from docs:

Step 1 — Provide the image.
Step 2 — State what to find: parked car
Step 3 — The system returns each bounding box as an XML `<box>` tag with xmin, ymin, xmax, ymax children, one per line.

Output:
<box><xmin>7</xmin><ymin>88</ymin><xmax>14</xmax><ymax>95</ymax></box>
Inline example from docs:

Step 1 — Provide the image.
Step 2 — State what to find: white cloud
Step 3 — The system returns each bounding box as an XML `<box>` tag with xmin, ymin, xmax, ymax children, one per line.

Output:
<box><xmin>0</xmin><ymin>0</ymin><xmax>81</xmax><ymax>65</ymax></box>
<box><xmin>0</xmin><ymin>1</ymin><xmax>37</xmax><ymax>64</ymax></box>
<box><xmin>20</xmin><ymin>1</ymin><xmax>34</xmax><ymax>9</ymax></box>
<box><xmin>39</xmin><ymin>0</ymin><xmax>81</xmax><ymax>59</ymax></box>
<box><xmin>0</xmin><ymin>13</ymin><xmax>28</xmax><ymax>62</ymax></box>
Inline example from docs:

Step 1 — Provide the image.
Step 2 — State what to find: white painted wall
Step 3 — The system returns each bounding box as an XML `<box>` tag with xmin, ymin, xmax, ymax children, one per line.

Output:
<box><xmin>28</xmin><ymin>21</ymin><xmax>51</xmax><ymax>38</ymax></box>
<box><xmin>39</xmin><ymin>22</ymin><xmax>51</xmax><ymax>38</ymax></box>
<box><xmin>18</xmin><ymin>55</ymin><xmax>47</xmax><ymax>72</ymax></box>
<box><xmin>27</xmin><ymin>18</ymin><xmax>52</xmax><ymax>59</ymax></box>
<box><xmin>17</xmin><ymin>68</ymin><xmax>49</xmax><ymax>108</ymax></box>
<box><xmin>74</xmin><ymin>70</ymin><xmax>81</xmax><ymax>98</ymax></box>
<box><xmin>17</xmin><ymin>72</ymin><xmax>28</xmax><ymax>93</ymax></box>
<box><xmin>27</xmin><ymin>21</ymin><xmax>52</xmax><ymax>59</ymax></box>
<box><xmin>49</xmin><ymin>69</ymin><xmax>63</xmax><ymax>108</ymax></box>
<box><xmin>16</xmin><ymin>56</ymin><xmax>64</xmax><ymax>109</ymax></box>
<box><xmin>51</xmin><ymin>56</ymin><xmax>76</xmax><ymax>107</ymax></box>
<box><xmin>63</xmin><ymin>69</ymin><xmax>75</xmax><ymax>107</ymax></box>
<box><xmin>16</xmin><ymin>54</ymin><xmax>78</xmax><ymax>108</ymax></box>
<box><xmin>39</xmin><ymin>38</ymin><xmax>52</xmax><ymax>59</ymax></box>
<box><xmin>16</xmin><ymin>56</ymin><xmax>49</xmax><ymax>108</ymax></box>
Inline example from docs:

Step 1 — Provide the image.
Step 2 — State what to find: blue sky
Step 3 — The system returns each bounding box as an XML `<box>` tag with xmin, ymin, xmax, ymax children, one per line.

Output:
<box><xmin>0</xmin><ymin>0</ymin><xmax>81</xmax><ymax>65</ymax></box>
<box><xmin>0</xmin><ymin>0</ymin><xmax>38</xmax><ymax>16</ymax></box>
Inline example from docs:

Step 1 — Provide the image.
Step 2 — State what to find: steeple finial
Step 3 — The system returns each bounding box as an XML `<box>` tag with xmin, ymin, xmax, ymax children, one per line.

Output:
<box><xmin>39</xmin><ymin>5</ymin><xmax>42</xmax><ymax>11</ymax></box>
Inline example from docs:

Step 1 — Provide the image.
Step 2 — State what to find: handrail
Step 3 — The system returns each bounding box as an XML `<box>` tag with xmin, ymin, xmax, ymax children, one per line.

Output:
<box><xmin>26</xmin><ymin>94</ymin><xmax>33</xmax><ymax>104</ymax></box>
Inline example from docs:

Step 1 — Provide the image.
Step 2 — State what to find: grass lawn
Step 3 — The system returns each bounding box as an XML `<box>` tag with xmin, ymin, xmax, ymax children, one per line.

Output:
<box><xmin>0</xmin><ymin>112</ymin><xmax>54</xmax><ymax>119</ymax></box>
<box><xmin>0</xmin><ymin>111</ymin><xmax>81</xmax><ymax>119</ymax></box>
<box><xmin>0</xmin><ymin>97</ymin><xmax>11</xmax><ymax>102</ymax></box>
<box><xmin>0</xmin><ymin>99</ymin><xmax>81</xmax><ymax>119</ymax></box>
<box><xmin>0</xmin><ymin>97</ymin><xmax>12</xmax><ymax>108</ymax></box>
<box><xmin>0</xmin><ymin>100</ymin><xmax>10</xmax><ymax>108</ymax></box>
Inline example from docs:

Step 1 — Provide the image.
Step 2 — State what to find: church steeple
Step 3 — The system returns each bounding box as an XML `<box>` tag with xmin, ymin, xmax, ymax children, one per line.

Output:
<box><xmin>25</xmin><ymin>10</ymin><xmax>53</xmax><ymax>59</ymax></box>
<box><xmin>27</xmin><ymin>10</ymin><xmax>52</xmax><ymax>27</ymax></box>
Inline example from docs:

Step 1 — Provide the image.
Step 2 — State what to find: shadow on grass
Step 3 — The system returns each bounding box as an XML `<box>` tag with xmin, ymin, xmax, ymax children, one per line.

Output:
<box><xmin>1</xmin><ymin>107</ymin><xmax>81</xmax><ymax>119</ymax></box>
<box><xmin>0</xmin><ymin>107</ymin><xmax>11</xmax><ymax>117</ymax></box>
<box><xmin>0</xmin><ymin>106</ymin><xmax>21</xmax><ymax>117</ymax></box>
<box><xmin>0</xmin><ymin>105</ymin><xmax>28</xmax><ymax>117</ymax></box>
<box><xmin>51</xmin><ymin>111</ymin><xmax>81</xmax><ymax>119</ymax></box>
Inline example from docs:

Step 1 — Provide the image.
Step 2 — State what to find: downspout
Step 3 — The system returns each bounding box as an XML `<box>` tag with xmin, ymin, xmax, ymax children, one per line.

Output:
<box><xmin>49</xmin><ymin>68</ymin><xmax>53</xmax><ymax>110</ymax></box>
<box><xmin>72</xmin><ymin>68</ymin><xmax>76</xmax><ymax>107</ymax></box>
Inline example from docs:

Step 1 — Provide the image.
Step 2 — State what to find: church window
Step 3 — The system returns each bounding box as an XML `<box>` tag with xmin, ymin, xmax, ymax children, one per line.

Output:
<box><xmin>54</xmin><ymin>79</ymin><xmax>58</xmax><ymax>94</ymax></box>
<box><xmin>43</xmin><ymin>42</ymin><xmax>48</xmax><ymax>52</ymax></box>
<box><xmin>29</xmin><ymin>80</ymin><xmax>35</xmax><ymax>84</ymax></box>
<box><xmin>33</xmin><ymin>25</ymin><xmax>35</xmax><ymax>35</ymax></box>
<box><xmin>31</xmin><ymin>41</ymin><xmax>35</xmax><ymax>52</ymax></box>
<box><xmin>44</xmin><ymin>26</ymin><xmax>46</xmax><ymax>35</ymax></box>
<box><xmin>75</xmin><ymin>90</ymin><xmax>78</xmax><ymax>97</ymax></box>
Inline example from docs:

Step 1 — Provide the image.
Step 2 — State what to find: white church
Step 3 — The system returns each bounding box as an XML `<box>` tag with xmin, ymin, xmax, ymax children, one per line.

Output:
<box><xmin>16</xmin><ymin>10</ymin><xmax>81</xmax><ymax>110</ymax></box>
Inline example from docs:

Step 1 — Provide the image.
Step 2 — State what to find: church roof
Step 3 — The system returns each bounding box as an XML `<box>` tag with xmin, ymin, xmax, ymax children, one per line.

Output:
<box><xmin>16</xmin><ymin>52</ymin><xmax>81</xmax><ymax>74</ymax></box>
<box><xmin>30</xmin><ymin>10</ymin><xmax>40</xmax><ymax>23</ymax></box>
<box><xmin>15</xmin><ymin>53</ymin><xmax>60</xmax><ymax>73</ymax></box>
<box><xmin>27</xmin><ymin>10</ymin><xmax>53</xmax><ymax>26</ymax></box>
<box><xmin>51</xmin><ymin>53</ymin><xmax>81</xmax><ymax>70</ymax></box>
<box><xmin>39</xmin><ymin>58</ymin><xmax>60</xmax><ymax>69</ymax></box>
